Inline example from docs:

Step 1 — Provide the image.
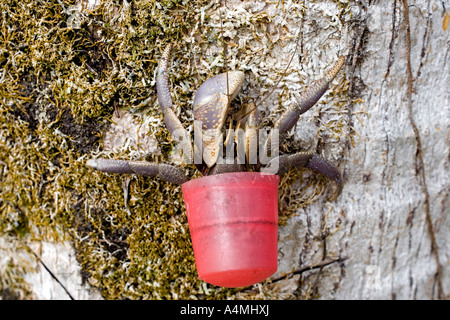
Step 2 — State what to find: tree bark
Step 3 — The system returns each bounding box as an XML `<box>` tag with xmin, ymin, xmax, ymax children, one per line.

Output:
<box><xmin>275</xmin><ymin>0</ymin><xmax>449</xmax><ymax>299</ymax></box>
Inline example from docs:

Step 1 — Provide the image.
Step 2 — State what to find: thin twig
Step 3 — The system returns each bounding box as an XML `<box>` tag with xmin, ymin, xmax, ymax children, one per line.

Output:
<box><xmin>271</xmin><ymin>255</ymin><xmax>349</xmax><ymax>283</ymax></box>
<box><xmin>239</xmin><ymin>19</ymin><xmax>303</xmax><ymax>121</ymax></box>
<box><xmin>25</xmin><ymin>245</ymin><xmax>75</xmax><ymax>300</ymax></box>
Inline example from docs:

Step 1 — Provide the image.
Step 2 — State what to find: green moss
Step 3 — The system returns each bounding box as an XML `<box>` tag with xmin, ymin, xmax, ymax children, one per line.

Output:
<box><xmin>0</xmin><ymin>0</ymin><xmax>239</xmax><ymax>300</ymax></box>
<box><xmin>0</xmin><ymin>0</ymin><xmax>354</xmax><ymax>300</ymax></box>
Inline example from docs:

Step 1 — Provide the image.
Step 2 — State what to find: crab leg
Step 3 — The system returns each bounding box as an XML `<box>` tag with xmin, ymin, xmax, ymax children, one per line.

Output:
<box><xmin>265</xmin><ymin>152</ymin><xmax>342</xmax><ymax>200</ymax></box>
<box><xmin>86</xmin><ymin>159</ymin><xmax>189</xmax><ymax>185</ymax></box>
<box><xmin>265</xmin><ymin>56</ymin><xmax>345</xmax><ymax>152</ymax></box>
<box><xmin>305</xmin><ymin>155</ymin><xmax>342</xmax><ymax>191</ymax></box>
<box><xmin>86</xmin><ymin>45</ymin><xmax>193</xmax><ymax>183</ymax></box>
<box><xmin>264</xmin><ymin>152</ymin><xmax>313</xmax><ymax>176</ymax></box>
<box><xmin>156</xmin><ymin>44</ymin><xmax>193</xmax><ymax>163</ymax></box>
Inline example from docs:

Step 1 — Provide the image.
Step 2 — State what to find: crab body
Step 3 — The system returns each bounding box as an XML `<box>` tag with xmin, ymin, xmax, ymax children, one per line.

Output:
<box><xmin>88</xmin><ymin>44</ymin><xmax>345</xmax><ymax>200</ymax></box>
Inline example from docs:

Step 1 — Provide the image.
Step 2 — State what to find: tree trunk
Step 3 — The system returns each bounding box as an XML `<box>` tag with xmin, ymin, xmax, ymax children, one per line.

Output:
<box><xmin>1</xmin><ymin>0</ymin><xmax>448</xmax><ymax>300</ymax></box>
<box><xmin>275</xmin><ymin>0</ymin><xmax>448</xmax><ymax>299</ymax></box>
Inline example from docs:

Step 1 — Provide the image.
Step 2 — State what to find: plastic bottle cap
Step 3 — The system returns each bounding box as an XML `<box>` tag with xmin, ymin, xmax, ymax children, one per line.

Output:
<box><xmin>182</xmin><ymin>172</ymin><xmax>279</xmax><ymax>288</ymax></box>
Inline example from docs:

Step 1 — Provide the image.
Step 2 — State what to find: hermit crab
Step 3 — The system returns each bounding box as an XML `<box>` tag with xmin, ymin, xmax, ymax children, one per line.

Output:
<box><xmin>87</xmin><ymin>44</ymin><xmax>345</xmax><ymax>199</ymax></box>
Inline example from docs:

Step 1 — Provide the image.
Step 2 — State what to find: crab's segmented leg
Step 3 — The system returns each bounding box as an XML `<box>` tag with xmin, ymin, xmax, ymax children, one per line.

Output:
<box><xmin>86</xmin><ymin>159</ymin><xmax>189</xmax><ymax>185</ymax></box>
<box><xmin>296</xmin><ymin>56</ymin><xmax>345</xmax><ymax>115</ymax></box>
<box><xmin>156</xmin><ymin>44</ymin><xmax>193</xmax><ymax>163</ymax></box>
<box><xmin>305</xmin><ymin>155</ymin><xmax>343</xmax><ymax>200</ymax></box>
<box><xmin>209</xmin><ymin>163</ymin><xmax>245</xmax><ymax>175</ymax></box>
<box><xmin>156</xmin><ymin>44</ymin><xmax>174</xmax><ymax>112</ymax></box>
<box><xmin>264</xmin><ymin>152</ymin><xmax>342</xmax><ymax>200</ymax></box>
<box><xmin>265</xmin><ymin>152</ymin><xmax>342</xmax><ymax>199</ymax></box>
<box><xmin>264</xmin><ymin>152</ymin><xmax>314</xmax><ymax>176</ymax></box>
<box><xmin>265</xmin><ymin>56</ymin><xmax>345</xmax><ymax>152</ymax></box>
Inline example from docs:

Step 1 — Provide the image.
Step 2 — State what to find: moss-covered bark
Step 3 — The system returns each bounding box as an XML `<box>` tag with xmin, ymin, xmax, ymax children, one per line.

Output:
<box><xmin>1</xmin><ymin>0</ymin><xmax>352</xmax><ymax>299</ymax></box>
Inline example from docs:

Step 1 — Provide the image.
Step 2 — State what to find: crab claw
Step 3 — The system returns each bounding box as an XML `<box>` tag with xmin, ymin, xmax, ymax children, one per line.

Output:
<box><xmin>193</xmin><ymin>71</ymin><xmax>245</xmax><ymax>167</ymax></box>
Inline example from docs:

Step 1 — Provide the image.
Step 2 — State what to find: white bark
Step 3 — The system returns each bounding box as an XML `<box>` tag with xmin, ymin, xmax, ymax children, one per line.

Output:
<box><xmin>23</xmin><ymin>242</ymin><xmax>102</xmax><ymax>300</ymax></box>
<box><xmin>276</xmin><ymin>0</ymin><xmax>449</xmax><ymax>299</ymax></box>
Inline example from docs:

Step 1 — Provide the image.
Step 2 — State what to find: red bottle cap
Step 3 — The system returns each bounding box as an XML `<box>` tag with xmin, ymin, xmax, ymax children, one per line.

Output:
<box><xmin>182</xmin><ymin>172</ymin><xmax>279</xmax><ymax>287</ymax></box>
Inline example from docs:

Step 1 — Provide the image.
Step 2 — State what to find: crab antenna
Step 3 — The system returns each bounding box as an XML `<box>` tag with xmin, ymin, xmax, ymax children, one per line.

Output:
<box><xmin>220</xmin><ymin>5</ymin><xmax>234</xmax><ymax>148</ymax></box>
<box><xmin>262</xmin><ymin>55</ymin><xmax>345</xmax><ymax>157</ymax></box>
<box><xmin>238</xmin><ymin>22</ymin><xmax>303</xmax><ymax>122</ymax></box>
<box><xmin>219</xmin><ymin>7</ymin><xmax>230</xmax><ymax>107</ymax></box>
